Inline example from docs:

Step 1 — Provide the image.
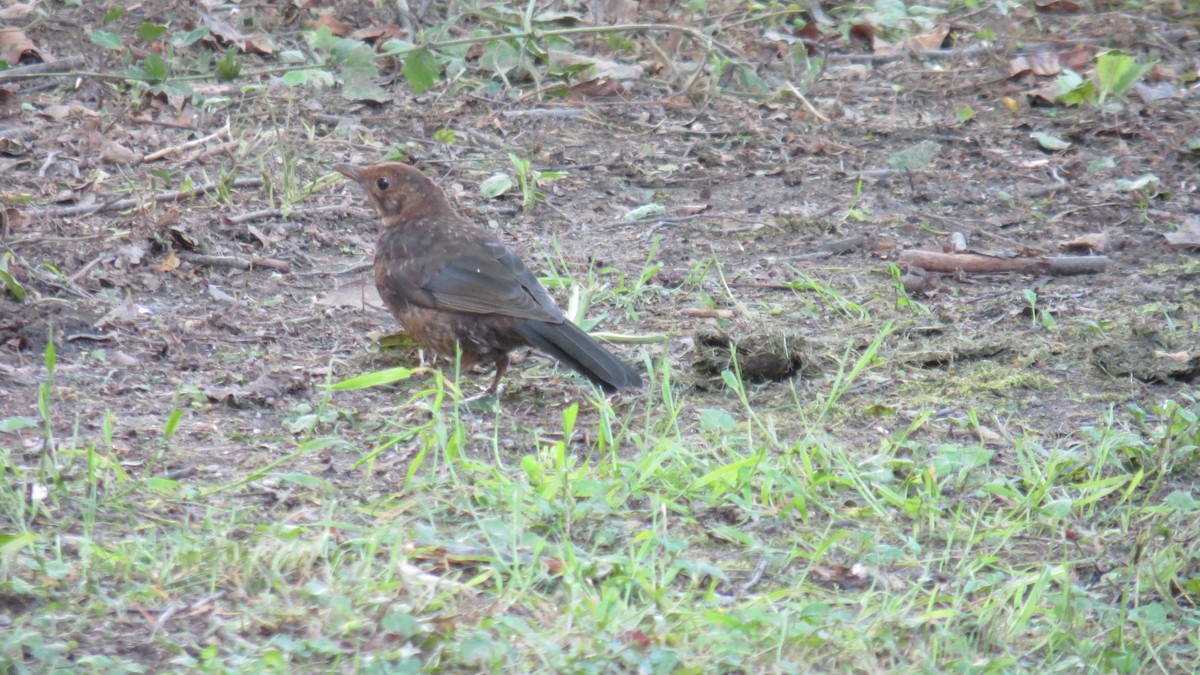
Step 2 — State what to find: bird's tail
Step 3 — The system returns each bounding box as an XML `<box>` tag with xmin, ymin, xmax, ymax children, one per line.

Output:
<box><xmin>515</xmin><ymin>320</ymin><xmax>642</xmax><ymax>392</ymax></box>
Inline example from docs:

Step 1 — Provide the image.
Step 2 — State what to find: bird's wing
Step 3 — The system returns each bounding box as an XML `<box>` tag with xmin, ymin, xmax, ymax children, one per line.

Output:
<box><xmin>383</xmin><ymin>239</ymin><xmax>565</xmax><ymax>323</ymax></box>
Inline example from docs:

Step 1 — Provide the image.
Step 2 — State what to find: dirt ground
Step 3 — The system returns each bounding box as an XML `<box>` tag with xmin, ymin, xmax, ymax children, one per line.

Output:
<box><xmin>2</xmin><ymin>0</ymin><xmax>1199</xmax><ymax>668</ymax></box>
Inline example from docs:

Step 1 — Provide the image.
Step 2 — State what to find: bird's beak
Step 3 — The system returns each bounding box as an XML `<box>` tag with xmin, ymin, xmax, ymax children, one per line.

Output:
<box><xmin>333</xmin><ymin>163</ymin><xmax>363</xmax><ymax>182</ymax></box>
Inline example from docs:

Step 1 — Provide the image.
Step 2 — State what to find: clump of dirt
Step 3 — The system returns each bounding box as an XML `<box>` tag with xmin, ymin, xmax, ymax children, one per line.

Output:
<box><xmin>692</xmin><ymin>329</ymin><xmax>811</xmax><ymax>386</ymax></box>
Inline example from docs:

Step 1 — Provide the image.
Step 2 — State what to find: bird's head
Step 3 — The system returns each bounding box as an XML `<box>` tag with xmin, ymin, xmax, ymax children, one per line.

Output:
<box><xmin>334</xmin><ymin>162</ymin><xmax>452</xmax><ymax>227</ymax></box>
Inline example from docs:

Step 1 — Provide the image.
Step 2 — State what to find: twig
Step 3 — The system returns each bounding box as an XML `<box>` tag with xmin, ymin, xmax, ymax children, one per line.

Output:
<box><xmin>67</xmin><ymin>252</ymin><xmax>114</xmax><ymax>284</ymax></box>
<box><xmin>226</xmin><ymin>203</ymin><xmax>356</xmax><ymax>225</ymax></box>
<box><xmin>500</xmin><ymin>108</ymin><xmax>588</xmax><ymax>119</ymax></box>
<box><xmin>783</xmin><ymin>81</ymin><xmax>829</xmax><ymax>123</ymax></box>
<box><xmin>143</xmin><ymin>121</ymin><xmax>231</xmax><ymax>162</ymax></box>
<box><xmin>181</xmin><ymin>139</ymin><xmax>240</xmax><ymax>165</ymax></box>
<box><xmin>739</xmin><ymin>557</ymin><xmax>770</xmax><ymax>595</ymax></box>
<box><xmin>37</xmin><ymin>151</ymin><xmax>58</xmax><ymax>177</ymax></box>
<box><xmin>21</xmin><ymin>177</ymin><xmax>264</xmax><ymax>218</ymax></box>
<box><xmin>177</xmin><ymin>252</ymin><xmax>292</xmax><ymax>273</ymax></box>
<box><xmin>0</xmin><ymin>56</ymin><xmax>86</xmax><ymax>82</ymax></box>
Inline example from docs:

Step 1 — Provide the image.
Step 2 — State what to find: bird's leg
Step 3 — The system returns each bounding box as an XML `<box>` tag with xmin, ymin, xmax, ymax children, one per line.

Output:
<box><xmin>486</xmin><ymin>355</ymin><xmax>509</xmax><ymax>394</ymax></box>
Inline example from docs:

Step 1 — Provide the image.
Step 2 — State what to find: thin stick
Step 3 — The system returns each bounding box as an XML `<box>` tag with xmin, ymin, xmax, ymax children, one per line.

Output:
<box><xmin>177</xmin><ymin>252</ymin><xmax>291</xmax><ymax>273</ymax></box>
<box><xmin>143</xmin><ymin>121</ymin><xmax>231</xmax><ymax>162</ymax></box>
<box><xmin>784</xmin><ymin>81</ymin><xmax>829</xmax><ymax>123</ymax></box>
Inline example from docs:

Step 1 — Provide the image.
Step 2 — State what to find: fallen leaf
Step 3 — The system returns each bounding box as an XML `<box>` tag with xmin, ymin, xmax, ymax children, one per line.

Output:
<box><xmin>350</xmin><ymin>23</ymin><xmax>406</xmax><ymax>42</ymax></box>
<box><xmin>1</xmin><ymin>206</ymin><xmax>23</xmax><ymax>233</ymax></box>
<box><xmin>1163</xmin><ymin>217</ymin><xmax>1200</xmax><ymax>249</ymax></box>
<box><xmin>154</xmin><ymin>250</ymin><xmax>180</xmax><ymax>272</ymax></box>
<box><xmin>0</xmin><ymin>86</ymin><xmax>17</xmax><ymax>115</ymax></box>
<box><xmin>1035</xmin><ymin>0</ymin><xmax>1080</xmax><ymax>11</ymax></box>
<box><xmin>204</xmin><ymin>13</ymin><xmax>275</xmax><ymax>55</ymax></box>
<box><xmin>567</xmin><ymin>77</ymin><xmax>625</xmax><ymax>100</ymax></box>
<box><xmin>0</xmin><ymin>24</ymin><xmax>42</xmax><ymax>64</ymax></box>
<box><xmin>875</xmin><ymin>24</ymin><xmax>949</xmax><ymax>55</ymax></box>
<box><xmin>548</xmin><ymin>49</ymin><xmax>643</xmax><ymax>80</ymax></box>
<box><xmin>1009</xmin><ymin>51</ymin><xmax>1066</xmax><ymax>78</ymax></box>
<box><xmin>1063</xmin><ymin>233</ymin><xmax>1108</xmax><ymax>253</ymax></box>
<box><xmin>1031</xmin><ymin>131</ymin><xmax>1071</xmax><ymax>151</ymax></box>
<box><xmin>317</xmin><ymin>278</ymin><xmax>387</xmax><ymax>312</ymax></box>
<box><xmin>849</xmin><ymin>23</ymin><xmax>874</xmax><ymax>51</ymax></box>
<box><xmin>307</xmin><ymin>11</ymin><xmax>353</xmax><ymax>36</ymax></box>
<box><xmin>100</xmin><ymin>140</ymin><xmax>143</xmax><ymax>165</ymax></box>
<box><xmin>0</xmin><ymin>1</ymin><xmax>40</xmax><ymax>20</ymax></box>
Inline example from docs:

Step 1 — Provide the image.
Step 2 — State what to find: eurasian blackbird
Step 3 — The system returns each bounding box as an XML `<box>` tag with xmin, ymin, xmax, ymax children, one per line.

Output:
<box><xmin>334</xmin><ymin>162</ymin><xmax>642</xmax><ymax>394</ymax></box>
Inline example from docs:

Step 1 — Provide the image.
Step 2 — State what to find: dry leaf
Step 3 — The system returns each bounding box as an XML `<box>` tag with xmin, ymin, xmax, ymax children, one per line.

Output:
<box><xmin>307</xmin><ymin>11</ymin><xmax>353</xmax><ymax>36</ymax></box>
<box><xmin>1</xmin><ymin>206</ymin><xmax>23</xmax><ymax>233</ymax></box>
<box><xmin>1163</xmin><ymin>217</ymin><xmax>1200</xmax><ymax>249</ymax></box>
<box><xmin>0</xmin><ymin>24</ymin><xmax>41</xmax><ymax>64</ymax></box>
<box><xmin>566</xmin><ymin>77</ymin><xmax>625</xmax><ymax>100</ymax></box>
<box><xmin>154</xmin><ymin>250</ymin><xmax>181</xmax><ymax>272</ymax></box>
<box><xmin>100</xmin><ymin>140</ymin><xmax>143</xmax><ymax>165</ymax></box>
<box><xmin>204</xmin><ymin>13</ymin><xmax>276</xmax><ymax>55</ymax></box>
<box><xmin>1063</xmin><ymin>233</ymin><xmax>1109</xmax><ymax>253</ymax></box>
<box><xmin>350</xmin><ymin>23</ymin><xmax>406</xmax><ymax>42</ymax></box>
<box><xmin>0</xmin><ymin>85</ymin><xmax>16</xmax><ymax>115</ymax></box>
<box><xmin>0</xmin><ymin>1</ymin><xmax>40</xmax><ymax>20</ymax></box>
<box><xmin>317</xmin><ymin>278</ymin><xmax>387</xmax><ymax>311</ymax></box>
<box><xmin>1035</xmin><ymin>0</ymin><xmax>1080</xmax><ymax>11</ymax></box>
<box><xmin>548</xmin><ymin>50</ymin><xmax>642</xmax><ymax>80</ymax></box>
<box><xmin>875</xmin><ymin>24</ymin><xmax>949</xmax><ymax>55</ymax></box>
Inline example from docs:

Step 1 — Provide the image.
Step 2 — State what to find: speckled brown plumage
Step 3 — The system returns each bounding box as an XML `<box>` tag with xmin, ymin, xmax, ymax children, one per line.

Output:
<box><xmin>335</xmin><ymin>162</ymin><xmax>642</xmax><ymax>394</ymax></box>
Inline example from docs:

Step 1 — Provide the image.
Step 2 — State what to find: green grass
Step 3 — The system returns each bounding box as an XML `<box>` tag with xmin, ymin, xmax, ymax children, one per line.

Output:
<box><xmin>4</xmin><ymin>333</ymin><xmax>1199</xmax><ymax>672</ymax></box>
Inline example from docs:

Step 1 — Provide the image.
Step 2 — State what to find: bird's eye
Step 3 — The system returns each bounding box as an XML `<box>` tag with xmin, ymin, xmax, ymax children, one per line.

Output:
<box><xmin>376</xmin><ymin>177</ymin><xmax>390</xmax><ymax>190</ymax></box>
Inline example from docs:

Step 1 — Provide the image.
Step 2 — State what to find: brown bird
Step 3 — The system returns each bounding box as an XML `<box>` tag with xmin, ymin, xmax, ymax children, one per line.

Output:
<box><xmin>334</xmin><ymin>162</ymin><xmax>642</xmax><ymax>394</ymax></box>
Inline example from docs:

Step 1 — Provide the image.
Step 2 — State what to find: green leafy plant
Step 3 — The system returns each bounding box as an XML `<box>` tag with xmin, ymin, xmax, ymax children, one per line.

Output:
<box><xmin>1054</xmin><ymin>50</ymin><xmax>1154</xmax><ymax>109</ymax></box>
<box><xmin>508</xmin><ymin>153</ymin><xmax>565</xmax><ymax>211</ymax></box>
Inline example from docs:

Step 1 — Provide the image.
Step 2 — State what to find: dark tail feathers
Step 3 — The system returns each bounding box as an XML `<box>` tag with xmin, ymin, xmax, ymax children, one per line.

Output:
<box><xmin>515</xmin><ymin>320</ymin><xmax>642</xmax><ymax>392</ymax></box>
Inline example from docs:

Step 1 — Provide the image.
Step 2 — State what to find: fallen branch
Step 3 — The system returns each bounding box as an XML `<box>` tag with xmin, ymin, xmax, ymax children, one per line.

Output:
<box><xmin>22</xmin><ymin>177</ymin><xmax>264</xmax><ymax>219</ymax></box>
<box><xmin>177</xmin><ymin>252</ymin><xmax>291</xmax><ymax>273</ymax></box>
<box><xmin>899</xmin><ymin>250</ymin><xmax>1108</xmax><ymax>276</ymax></box>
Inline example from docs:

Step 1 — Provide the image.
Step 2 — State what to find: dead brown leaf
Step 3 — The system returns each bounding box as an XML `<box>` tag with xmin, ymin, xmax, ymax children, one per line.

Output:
<box><xmin>154</xmin><ymin>250</ymin><xmax>181</xmax><ymax>273</ymax></box>
<box><xmin>0</xmin><ymin>85</ymin><xmax>16</xmax><ymax>114</ymax></box>
<box><xmin>0</xmin><ymin>1</ymin><xmax>39</xmax><ymax>21</ymax></box>
<box><xmin>204</xmin><ymin>13</ymin><xmax>276</xmax><ymax>55</ymax></box>
<box><xmin>306</xmin><ymin>11</ymin><xmax>353</xmax><ymax>37</ymax></box>
<box><xmin>0</xmin><ymin>24</ymin><xmax>42</xmax><ymax>65</ymax></box>
<box><xmin>1</xmin><ymin>206</ymin><xmax>23</xmax><ymax>235</ymax></box>
<box><xmin>848</xmin><ymin>23</ymin><xmax>875</xmax><ymax>51</ymax></box>
<box><xmin>350</xmin><ymin>23</ymin><xmax>406</xmax><ymax>42</ymax></box>
<box><xmin>875</xmin><ymin>24</ymin><xmax>950</xmax><ymax>55</ymax></box>
<box><xmin>1064</xmin><ymin>232</ymin><xmax>1108</xmax><ymax>253</ymax></box>
<box><xmin>99</xmin><ymin>139</ymin><xmax>143</xmax><ymax>166</ymax></box>
<box><xmin>567</xmin><ymin>77</ymin><xmax>625</xmax><ymax>101</ymax></box>
<box><xmin>317</xmin><ymin>278</ymin><xmax>387</xmax><ymax>312</ymax></box>
<box><xmin>1010</xmin><ymin>46</ymin><xmax>1092</xmax><ymax>78</ymax></box>
<box><xmin>1163</xmin><ymin>217</ymin><xmax>1200</xmax><ymax>249</ymax></box>
<box><xmin>1035</xmin><ymin>0</ymin><xmax>1080</xmax><ymax>11</ymax></box>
